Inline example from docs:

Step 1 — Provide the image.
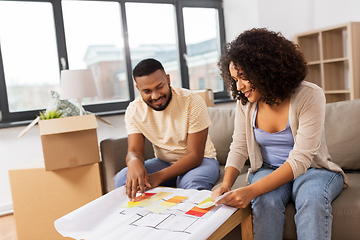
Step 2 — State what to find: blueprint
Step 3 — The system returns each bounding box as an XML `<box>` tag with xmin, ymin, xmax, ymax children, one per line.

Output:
<box><xmin>54</xmin><ymin>186</ymin><xmax>237</xmax><ymax>240</ymax></box>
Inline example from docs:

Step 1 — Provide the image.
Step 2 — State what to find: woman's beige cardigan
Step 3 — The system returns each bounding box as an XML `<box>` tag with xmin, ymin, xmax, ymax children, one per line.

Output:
<box><xmin>225</xmin><ymin>81</ymin><xmax>347</xmax><ymax>186</ymax></box>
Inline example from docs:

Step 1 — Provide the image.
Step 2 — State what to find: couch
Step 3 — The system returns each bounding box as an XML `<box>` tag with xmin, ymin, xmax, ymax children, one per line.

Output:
<box><xmin>100</xmin><ymin>99</ymin><xmax>360</xmax><ymax>240</ymax></box>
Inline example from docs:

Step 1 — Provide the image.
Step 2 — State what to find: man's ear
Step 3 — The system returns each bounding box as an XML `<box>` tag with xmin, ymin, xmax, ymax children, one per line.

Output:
<box><xmin>166</xmin><ymin>74</ymin><xmax>171</xmax><ymax>85</ymax></box>
<box><xmin>134</xmin><ymin>79</ymin><xmax>139</xmax><ymax>90</ymax></box>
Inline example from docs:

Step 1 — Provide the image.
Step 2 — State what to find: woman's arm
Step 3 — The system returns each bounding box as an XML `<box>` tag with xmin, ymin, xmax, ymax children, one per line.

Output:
<box><xmin>212</xmin><ymin>102</ymin><xmax>249</xmax><ymax>200</ymax></box>
<box><xmin>211</xmin><ymin>166</ymin><xmax>240</xmax><ymax>201</ymax></box>
<box><xmin>216</xmin><ymin>162</ymin><xmax>293</xmax><ymax>208</ymax></box>
<box><xmin>287</xmin><ymin>87</ymin><xmax>326</xmax><ymax>178</ymax></box>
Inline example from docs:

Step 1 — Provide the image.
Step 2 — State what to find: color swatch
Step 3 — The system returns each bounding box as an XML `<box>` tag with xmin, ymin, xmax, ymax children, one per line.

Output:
<box><xmin>137</xmin><ymin>192</ymin><xmax>173</xmax><ymax>207</ymax></box>
<box><xmin>162</xmin><ymin>196</ymin><xmax>188</xmax><ymax>205</ymax></box>
<box><xmin>120</xmin><ymin>192</ymin><xmax>157</xmax><ymax>208</ymax></box>
<box><xmin>135</xmin><ymin>192</ymin><xmax>157</xmax><ymax>201</ymax></box>
<box><xmin>147</xmin><ymin>196</ymin><xmax>188</xmax><ymax>213</ymax></box>
<box><xmin>185</xmin><ymin>197</ymin><xmax>215</xmax><ymax>217</ymax></box>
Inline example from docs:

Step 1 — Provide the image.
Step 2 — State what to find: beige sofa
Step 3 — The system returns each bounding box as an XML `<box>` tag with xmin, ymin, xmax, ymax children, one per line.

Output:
<box><xmin>100</xmin><ymin>99</ymin><xmax>360</xmax><ymax>240</ymax></box>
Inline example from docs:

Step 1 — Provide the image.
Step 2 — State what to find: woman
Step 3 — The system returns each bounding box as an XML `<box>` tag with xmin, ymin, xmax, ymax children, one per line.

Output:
<box><xmin>212</xmin><ymin>28</ymin><xmax>347</xmax><ymax>240</ymax></box>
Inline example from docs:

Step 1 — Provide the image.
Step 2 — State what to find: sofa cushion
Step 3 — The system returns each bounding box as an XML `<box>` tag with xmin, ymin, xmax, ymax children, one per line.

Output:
<box><xmin>208</xmin><ymin>107</ymin><xmax>236</xmax><ymax>165</ymax></box>
<box><xmin>325</xmin><ymin>99</ymin><xmax>360</xmax><ymax>170</ymax></box>
<box><xmin>331</xmin><ymin>173</ymin><xmax>360</xmax><ymax>240</ymax></box>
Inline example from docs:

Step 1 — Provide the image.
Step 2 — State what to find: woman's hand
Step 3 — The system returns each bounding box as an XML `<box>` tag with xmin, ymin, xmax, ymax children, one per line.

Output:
<box><xmin>215</xmin><ymin>186</ymin><xmax>254</xmax><ymax>209</ymax></box>
<box><xmin>211</xmin><ymin>185</ymin><xmax>231</xmax><ymax>201</ymax></box>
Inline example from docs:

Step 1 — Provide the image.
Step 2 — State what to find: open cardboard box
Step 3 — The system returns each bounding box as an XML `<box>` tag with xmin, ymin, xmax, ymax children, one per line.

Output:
<box><xmin>17</xmin><ymin>114</ymin><xmax>114</xmax><ymax>171</ymax></box>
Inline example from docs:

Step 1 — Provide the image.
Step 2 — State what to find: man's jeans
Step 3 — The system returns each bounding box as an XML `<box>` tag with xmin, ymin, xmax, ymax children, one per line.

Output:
<box><xmin>114</xmin><ymin>157</ymin><xmax>219</xmax><ymax>190</ymax></box>
<box><xmin>249</xmin><ymin>163</ymin><xmax>344</xmax><ymax>240</ymax></box>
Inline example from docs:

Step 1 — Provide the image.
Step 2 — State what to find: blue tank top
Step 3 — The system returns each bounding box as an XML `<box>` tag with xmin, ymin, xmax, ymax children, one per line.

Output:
<box><xmin>253</xmin><ymin>106</ymin><xmax>294</xmax><ymax>167</ymax></box>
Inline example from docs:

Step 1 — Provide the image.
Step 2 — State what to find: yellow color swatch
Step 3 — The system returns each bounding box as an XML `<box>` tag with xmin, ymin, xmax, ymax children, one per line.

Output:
<box><xmin>120</xmin><ymin>201</ymin><xmax>141</xmax><ymax>208</ymax></box>
<box><xmin>160</xmin><ymin>201</ymin><xmax>177</xmax><ymax>207</ymax></box>
<box><xmin>199</xmin><ymin>197</ymin><xmax>213</xmax><ymax>204</ymax></box>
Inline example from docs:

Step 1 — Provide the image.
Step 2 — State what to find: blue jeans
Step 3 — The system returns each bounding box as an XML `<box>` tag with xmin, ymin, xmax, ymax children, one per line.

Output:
<box><xmin>249</xmin><ymin>163</ymin><xmax>344</xmax><ymax>240</ymax></box>
<box><xmin>114</xmin><ymin>157</ymin><xmax>219</xmax><ymax>190</ymax></box>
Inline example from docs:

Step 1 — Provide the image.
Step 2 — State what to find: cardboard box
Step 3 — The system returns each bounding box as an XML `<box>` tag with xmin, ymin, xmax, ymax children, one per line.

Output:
<box><xmin>17</xmin><ymin>114</ymin><xmax>110</xmax><ymax>171</ymax></box>
<box><xmin>9</xmin><ymin>162</ymin><xmax>103</xmax><ymax>240</ymax></box>
<box><xmin>194</xmin><ymin>89</ymin><xmax>215</xmax><ymax>107</ymax></box>
<box><xmin>39</xmin><ymin>114</ymin><xmax>100</xmax><ymax>171</ymax></box>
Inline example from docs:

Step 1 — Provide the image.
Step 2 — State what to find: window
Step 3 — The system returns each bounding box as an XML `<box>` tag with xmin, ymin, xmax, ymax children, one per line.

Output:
<box><xmin>0</xmin><ymin>0</ymin><xmax>227</xmax><ymax>125</ymax></box>
<box><xmin>183</xmin><ymin>7</ymin><xmax>223</xmax><ymax>92</ymax></box>
<box><xmin>62</xmin><ymin>1</ymin><xmax>129</xmax><ymax>104</ymax></box>
<box><xmin>0</xmin><ymin>1</ymin><xmax>60</xmax><ymax>115</ymax></box>
<box><xmin>125</xmin><ymin>2</ymin><xmax>181</xmax><ymax>98</ymax></box>
<box><xmin>199</xmin><ymin>78</ymin><xmax>205</xmax><ymax>89</ymax></box>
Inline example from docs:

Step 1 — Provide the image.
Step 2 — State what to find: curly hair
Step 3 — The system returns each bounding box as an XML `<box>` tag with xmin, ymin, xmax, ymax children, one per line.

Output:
<box><xmin>218</xmin><ymin>28</ymin><xmax>307</xmax><ymax>106</ymax></box>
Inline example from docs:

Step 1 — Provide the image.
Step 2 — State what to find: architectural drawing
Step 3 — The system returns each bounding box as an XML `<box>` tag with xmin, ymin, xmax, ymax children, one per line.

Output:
<box><xmin>54</xmin><ymin>187</ymin><xmax>237</xmax><ymax>240</ymax></box>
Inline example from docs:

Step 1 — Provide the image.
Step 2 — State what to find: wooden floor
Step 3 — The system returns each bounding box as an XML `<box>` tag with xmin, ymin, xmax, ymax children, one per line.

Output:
<box><xmin>0</xmin><ymin>214</ymin><xmax>17</xmax><ymax>240</ymax></box>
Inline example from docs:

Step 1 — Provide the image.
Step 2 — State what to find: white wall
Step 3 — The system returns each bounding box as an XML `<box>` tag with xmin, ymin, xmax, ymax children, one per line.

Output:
<box><xmin>222</xmin><ymin>0</ymin><xmax>260</xmax><ymax>42</ymax></box>
<box><xmin>2</xmin><ymin>0</ymin><xmax>360</xmax><ymax>215</ymax></box>
<box><xmin>313</xmin><ymin>0</ymin><xmax>360</xmax><ymax>29</ymax></box>
<box><xmin>223</xmin><ymin>0</ymin><xmax>360</xmax><ymax>42</ymax></box>
<box><xmin>257</xmin><ymin>0</ymin><xmax>315</xmax><ymax>41</ymax></box>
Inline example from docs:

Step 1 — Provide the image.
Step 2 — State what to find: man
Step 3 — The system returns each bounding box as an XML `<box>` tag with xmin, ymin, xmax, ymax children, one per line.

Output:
<box><xmin>114</xmin><ymin>58</ymin><xmax>219</xmax><ymax>201</ymax></box>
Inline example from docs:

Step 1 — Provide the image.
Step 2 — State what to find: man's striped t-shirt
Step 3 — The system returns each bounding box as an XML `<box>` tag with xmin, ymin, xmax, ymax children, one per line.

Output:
<box><xmin>125</xmin><ymin>86</ymin><xmax>217</xmax><ymax>163</ymax></box>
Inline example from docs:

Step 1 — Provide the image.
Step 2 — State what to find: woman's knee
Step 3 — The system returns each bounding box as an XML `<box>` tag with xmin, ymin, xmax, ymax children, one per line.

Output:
<box><xmin>252</xmin><ymin>188</ymin><xmax>289</xmax><ymax>212</ymax></box>
<box><xmin>292</xmin><ymin>169</ymin><xmax>344</xmax><ymax>206</ymax></box>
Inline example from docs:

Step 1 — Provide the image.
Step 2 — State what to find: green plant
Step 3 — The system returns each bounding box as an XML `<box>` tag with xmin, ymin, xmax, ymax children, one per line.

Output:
<box><xmin>38</xmin><ymin>110</ymin><xmax>63</xmax><ymax>120</ymax></box>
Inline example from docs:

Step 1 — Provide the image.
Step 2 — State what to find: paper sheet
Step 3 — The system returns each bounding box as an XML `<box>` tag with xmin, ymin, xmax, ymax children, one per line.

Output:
<box><xmin>54</xmin><ymin>187</ymin><xmax>237</xmax><ymax>240</ymax></box>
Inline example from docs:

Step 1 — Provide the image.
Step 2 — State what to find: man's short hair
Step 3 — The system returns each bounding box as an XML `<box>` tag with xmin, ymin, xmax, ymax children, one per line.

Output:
<box><xmin>133</xmin><ymin>58</ymin><xmax>165</xmax><ymax>79</ymax></box>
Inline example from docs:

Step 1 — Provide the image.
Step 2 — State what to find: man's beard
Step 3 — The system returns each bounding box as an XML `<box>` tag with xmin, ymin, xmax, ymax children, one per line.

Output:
<box><xmin>146</xmin><ymin>88</ymin><xmax>172</xmax><ymax>111</ymax></box>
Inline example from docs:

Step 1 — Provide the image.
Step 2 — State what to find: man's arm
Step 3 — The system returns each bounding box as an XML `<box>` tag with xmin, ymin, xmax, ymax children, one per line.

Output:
<box><xmin>148</xmin><ymin>128</ymin><xmax>208</xmax><ymax>187</ymax></box>
<box><xmin>125</xmin><ymin>133</ymin><xmax>151</xmax><ymax>201</ymax></box>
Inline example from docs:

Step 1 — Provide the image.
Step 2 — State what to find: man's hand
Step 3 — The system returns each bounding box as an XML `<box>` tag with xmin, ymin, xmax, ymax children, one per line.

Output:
<box><xmin>126</xmin><ymin>158</ymin><xmax>151</xmax><ymax>201</ymax></box>
<box><xmin>146</xmin><ymin>171</ymin><xmax>165</xmax><ymax>190</ymax></box>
